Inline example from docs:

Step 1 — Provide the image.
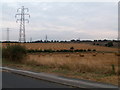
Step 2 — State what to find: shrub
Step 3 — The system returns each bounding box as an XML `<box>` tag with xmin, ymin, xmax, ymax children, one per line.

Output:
<box><xmin>70</xmin><ymin>47</ymin><xmax>74</xmax><ymax>49</ymax></box>
<box><xmin>87</xmin><ymin>49</ymin><xmax>91</xmax><ymax>52</ymax></box>
<box><xmin>2</xmin><ymin>45</ymin><xmax>27</xmax><ymax>62</ymax></box>
<box><xmin>79</xmin><ymin>54</ymin><xmax>84</xmax><ymax>57</ymax></box>
<box><xmin>93</xmin><ymin>54</ymin><xmax>97</xmax><ymax>56</ymax></box>
<box><xmin>93</xmin><ymin>43</ymin><xmax>95</xmax><ymax>45</ymax></box>
<box><xmin>79</xmin><ymin>49</ymin><xmax>84</xmax><ymax>52</ymax></box>
<box><xmin>74</xmin><ymin>49</ymin><xmax>79</xmax><ymax>52</ymax></box>
<box><xmin>115</xmin><ymin>52</ymin><xmax>120</xmax><ymax>56</ymax></box>
<box><xmin>56</xmin><ymin>50</ymin><xmax>60</xmax><ymax>52</ymax></box>
<box><xmin>93</xmin><ymin>49</ymin><xmax>96</xmax><ymax>52</ymax></box>
<box><xmin>44</xmin><ymin>49</ymin><xmax>53</xmax><ymax>53</ymax></box>
<box><xmin>83</xmin><ymin>49</ymin><xmax>86</xmax><ymax>52</ymax></box>
<box><xmin>105</xmin><ymin>42</ymin><xmax>113</xmax><ymax>47</ymax></box>
<box><xmin>70</xmin><ymin>47</ymin><xmax>74</xmax><ymax>52</ymax></box>
<box><xmin>27</xmin><ymin>49</ymin><xmax>35</xmax><ymax>53</ymax></box>
<box><xmin>62</xmin><ymin>49</ymin><xmax>69</xmax><ymax>52</ymax></box>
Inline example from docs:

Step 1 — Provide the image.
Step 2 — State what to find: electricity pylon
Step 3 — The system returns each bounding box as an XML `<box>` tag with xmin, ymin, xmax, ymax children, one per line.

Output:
<box><xmin>6</xmin><ymin>28</ymin><xmax>10</xmax><ymax>41</ymax></box>
<box><xmin>30</xmin><ymin>37</ymin><xmax>32</xmax><ymax>42</ymax></box>
<box><xmin>45</xmin><ymin>35</ymin><xmax>48</xmax><ymax>42</ymax></box>
<box><xmin>15</xmin><ymin>6</ymin><xmax>30</xmax><ymax>43</ymax></box>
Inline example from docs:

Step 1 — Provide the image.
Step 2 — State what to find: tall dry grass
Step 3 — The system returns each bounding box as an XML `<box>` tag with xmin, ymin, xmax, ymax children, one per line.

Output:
<box><xmin>25</xmin><ymin>52</ymin><xmax>119</xmax><ymax>74</ymax></box>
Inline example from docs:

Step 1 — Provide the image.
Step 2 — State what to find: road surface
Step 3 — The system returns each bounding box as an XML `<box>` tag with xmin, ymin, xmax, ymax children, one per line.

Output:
<box><xmin>2</xmin><ymin>72</ymin><xmax>72</xmax><ymax>88</ymax></box>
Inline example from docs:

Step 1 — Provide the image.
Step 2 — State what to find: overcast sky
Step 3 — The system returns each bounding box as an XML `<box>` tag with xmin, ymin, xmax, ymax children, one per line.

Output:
<box><xmin>0</xmin><ymin>1</ymin><xmax>118</xmax><ymax>41</ymax></box>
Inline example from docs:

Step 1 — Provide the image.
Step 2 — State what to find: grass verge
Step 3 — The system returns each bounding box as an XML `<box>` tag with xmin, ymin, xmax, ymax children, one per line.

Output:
<box><xmin>2</xmin><ymin>58</ymin><xmax>118</xmax><ymax>86</ymax></box>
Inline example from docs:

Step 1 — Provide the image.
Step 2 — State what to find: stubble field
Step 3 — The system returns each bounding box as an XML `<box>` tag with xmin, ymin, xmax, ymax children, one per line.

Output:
<box><xmin>2</xmin><ymin>43</ymin><xmax>118</xmax><ymax>52</ymax></box>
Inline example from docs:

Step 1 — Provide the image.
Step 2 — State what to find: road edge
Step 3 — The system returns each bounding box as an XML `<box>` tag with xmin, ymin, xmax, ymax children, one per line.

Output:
<box><xmin>1</xmin><ymin>67</ymin><xmax>119</xmax><ymax>89</ymax></box>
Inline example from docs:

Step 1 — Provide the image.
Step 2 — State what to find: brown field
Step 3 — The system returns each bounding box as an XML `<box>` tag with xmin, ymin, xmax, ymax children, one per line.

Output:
<box><xmin>2</xmin><ymin>43</ymin><xmax>118</xmax><ymax>52</ymax></box>
<box><xmin>24</xmin><ymin>52</ymin><xmax>119</xmax><ymax>85</ymax></box>
<box><xmin>26</xmin><ymin>52</ymin><xmax>118</xmax><ymax>74</ymax></box>
<box><xmin>2</xmin><ymin>43</ymin><xmax>119</xmax><ymax>85</ymax></box>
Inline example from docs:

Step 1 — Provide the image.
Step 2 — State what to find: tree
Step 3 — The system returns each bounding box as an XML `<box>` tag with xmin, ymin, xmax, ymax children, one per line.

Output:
<box><xmin>105</xmin><ymin>42</ymin><xmax>113</xmax><ymax>47</ymax></box>
<box><xmin>70</xmin><ymin>47</ymin><xmax>74</xmax><ymax>52</ymax></box>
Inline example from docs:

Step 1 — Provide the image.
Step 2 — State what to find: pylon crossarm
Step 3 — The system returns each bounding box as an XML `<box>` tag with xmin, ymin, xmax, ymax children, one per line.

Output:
<box><xmin>24</xmin><ymin>8</ymin><xmax>29</xmax><ymax>12</ymax></box>
<box><xmin>17</xmin><ymin>8</ymin><xmax>22</xmax><ymax>12</ymax></box>
<box><xmin>15</xmin><ymin>14</ymin><xmax>22</xmax><ymax>18</ymax></box>
<box><xmin>24</xmin><ymin>14</ymin><xmax>30</xmax><ymax>18</ymax></box>
<box><xmin>25</xmin><ymin>19</ymin><xmax>29</xmax><ymax>23</ymax></box>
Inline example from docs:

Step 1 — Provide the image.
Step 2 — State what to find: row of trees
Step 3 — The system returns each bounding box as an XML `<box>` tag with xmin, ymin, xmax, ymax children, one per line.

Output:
<box><xmin>1</xmin><ymin>39</ymin><xmax>119</xmax><ymax>43</ymax></box>
<box><xmin>31</xmin><ymin>39</ymin><xmax>119</xmax><ymax>43</ymax></box>
<box><xmin>27</xmin><ymin>48</ymin><xmax>96</xmax><ymax>53</ymax></box>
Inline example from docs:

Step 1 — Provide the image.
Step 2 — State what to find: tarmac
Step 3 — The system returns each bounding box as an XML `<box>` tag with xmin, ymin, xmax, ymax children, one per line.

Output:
<box><xmin>1</xmin><ymin>67</ymin><xmax>119</xmax><ymax>89</ymax></box>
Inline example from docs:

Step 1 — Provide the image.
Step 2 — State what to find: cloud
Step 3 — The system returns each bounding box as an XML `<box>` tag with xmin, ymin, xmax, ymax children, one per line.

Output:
<box><xmin>1</xmin><ymin>2</ymin><xmax>118</xmax><ymax>41</ymax></box>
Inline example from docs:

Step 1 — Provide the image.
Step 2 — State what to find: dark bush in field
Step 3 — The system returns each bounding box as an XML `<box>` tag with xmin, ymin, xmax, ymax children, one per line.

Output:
<box><xmin>44</xmin><ymin>49</ymin><xmax>53</xmax><ymax>53</ymax></box>
<box><xmin>27</xmin><ymin>48</ymin><xmax>96</xmax><ymax>53</ymax></box>
<box><xmin>83</xmin><ymin>49</ymin><xmax>87</xmax><ymax>52</ymax></box>
<box><xmin>27</xmin><ymin>49</ymin><xmax>35</xmax><ymax>53</ymax></box>
<box><xmin>92</xmin><ymin>49</ymin><xmax>96</xmax><ymax>52</ymax></box>
<box><xmin>87</xmin><ymin>49</ymin><xmax>91</xmax><ymax>51</ymax></box>
<box><xmin>105</xmin><ymin>42</ymin><xmax>113</xmax><ymax>47</ymax></box>
<box><xmin>70</xmin><ymin>47</ymin><xmax>74</xmax><ymax>50</ymax></box>
<box><xmin>2</xmin><ymin>45</ymin><xmax>27</xmax><ymax>62</ymax></box>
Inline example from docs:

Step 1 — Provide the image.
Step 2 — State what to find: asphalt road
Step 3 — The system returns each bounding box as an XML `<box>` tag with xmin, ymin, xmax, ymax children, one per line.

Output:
<box><xmin>2</xmin><ymin>72</ymin><xmax>72</xmax><ymax>88</ymax></box>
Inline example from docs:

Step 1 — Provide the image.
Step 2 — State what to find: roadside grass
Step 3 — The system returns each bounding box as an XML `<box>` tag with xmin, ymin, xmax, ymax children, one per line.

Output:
<box><xmin>2</xmin><ymin>56</ymin><xmax>119</xmax><ymax>86</ymax></box>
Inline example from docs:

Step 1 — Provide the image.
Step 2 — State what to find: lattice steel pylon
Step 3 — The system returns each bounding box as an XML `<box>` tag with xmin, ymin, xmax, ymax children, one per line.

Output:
<box><xmin>15</xmin><ymin>6</ymin><xmax>30</xmax><ymax>43</ymax></box>
<box><xmin>6</xmin><ymin>28</ymin><xmax>10</xmax><ymax>42</ymax></box>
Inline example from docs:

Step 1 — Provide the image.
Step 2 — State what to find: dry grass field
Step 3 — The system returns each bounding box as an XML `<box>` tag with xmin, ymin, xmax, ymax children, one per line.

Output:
<box><xmin>26</xmin><ymin>52</ymin><xmax>119</xmax><ymax>74</ymax></box>
<box><xmin>23</xmin><ymin>52</ymin><xmax>119</xmax><ymax>85</ymax></box>
<box><xmin>2</xmin><ymin>43</ymin><xmax>118</xmax><ymax>52</ymax></box>
<box><xmin>2</xmin><ymin>43</ymin><xmax>119</xmax><ymax>85</ymax></box>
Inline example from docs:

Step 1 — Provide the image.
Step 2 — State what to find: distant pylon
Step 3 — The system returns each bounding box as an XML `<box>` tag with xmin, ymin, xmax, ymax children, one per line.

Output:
<box><xmin>45</xmin><ymin>35</ymin><xmax>48</xmax><ymax>42</ymax></box>
<box><xmin>15</xmin><ymin>6</ymin><xmax>30</xmax><ymax>43</ymax></box>
<box><xmin>30</xmin><ymin>37</ymin><xmax>32</xmax><ymax>42</ymax></box>
<box><xmin>6</xmin><ymin>28</ymin><xmax>10</xmax><ymax>41</ymax></box>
